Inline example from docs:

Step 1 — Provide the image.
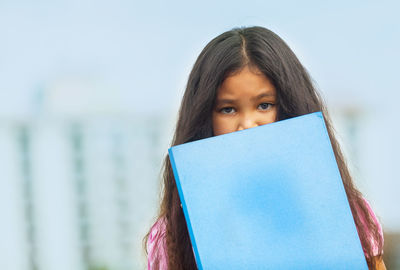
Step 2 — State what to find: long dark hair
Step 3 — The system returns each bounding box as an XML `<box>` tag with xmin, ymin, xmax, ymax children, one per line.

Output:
<box><xmin>144</xmin><ymin>26</ymin><xmax>383</xmax><ymax>269</ymax></box>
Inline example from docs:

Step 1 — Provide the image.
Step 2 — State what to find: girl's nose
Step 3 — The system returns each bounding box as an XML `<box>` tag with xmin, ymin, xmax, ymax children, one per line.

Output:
<box><xmin>237</xmin><ymin>115</ymin><xmax>258</xmax><ymax>131</ymax></box>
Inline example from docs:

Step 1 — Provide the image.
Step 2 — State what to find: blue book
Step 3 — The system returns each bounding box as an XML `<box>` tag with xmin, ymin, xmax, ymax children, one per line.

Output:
<box><xmin>168</xmin><ymin>112</ymin><xmax>368</xmax><ymax>270</ymax></box>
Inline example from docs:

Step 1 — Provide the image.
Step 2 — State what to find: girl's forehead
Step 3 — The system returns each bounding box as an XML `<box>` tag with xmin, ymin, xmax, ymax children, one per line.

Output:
<box><xmin>217</xmin><ymin>67</ymin><xmax>276</xmax><ymax>97</ymax></box>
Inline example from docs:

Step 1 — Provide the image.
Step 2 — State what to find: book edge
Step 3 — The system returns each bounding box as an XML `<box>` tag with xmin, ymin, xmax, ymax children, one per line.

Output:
<box><xmin>168</xmin><ymin>147</ymin><xmax>203</xmax><ymax>270</ymax></box>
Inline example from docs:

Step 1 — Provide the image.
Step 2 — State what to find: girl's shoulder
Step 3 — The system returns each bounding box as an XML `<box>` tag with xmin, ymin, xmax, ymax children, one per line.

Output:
<box><xmin>147</xmin><ymin>217</ymin><xmax>168</xmax><ymax>270</ymax></box>
<box><xmin>357</xmin><ymin>197</ymin><xmax>384</xmax><ymax>257</ymax></box>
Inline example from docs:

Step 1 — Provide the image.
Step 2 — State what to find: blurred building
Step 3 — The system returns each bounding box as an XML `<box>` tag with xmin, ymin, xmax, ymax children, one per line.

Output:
<box><xmin>0</xmin><ymin>78</ymin><xmax>172</xmax><ymax>270</ymax></box>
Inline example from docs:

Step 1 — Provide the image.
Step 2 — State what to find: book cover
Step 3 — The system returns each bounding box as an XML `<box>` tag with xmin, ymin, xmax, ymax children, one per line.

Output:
<box><xmin>168</xmin><ymin>112</ymin><xmax>368</xmax><ymax>269</ymax></box>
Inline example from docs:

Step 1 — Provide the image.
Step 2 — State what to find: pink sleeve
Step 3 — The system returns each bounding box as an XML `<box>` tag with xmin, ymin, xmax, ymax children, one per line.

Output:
<box><xmin>358</xmin><ymin>198</ymin><xmax>384</xmax><ymax>257</ymax></box>
<box><xmin>147</xmin><ymin>217</ymin><xmax>168</xmax><ymax>270</ymax></box>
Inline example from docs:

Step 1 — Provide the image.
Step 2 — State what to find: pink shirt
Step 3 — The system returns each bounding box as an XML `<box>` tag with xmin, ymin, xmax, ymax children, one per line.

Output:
<box><xmin>147</xmin><ymin>198</ymin><xmax>383</xmax><ymax>270</ymax></box>
<box><xmin>147</xmin><ymin>216</ymin><xmax>168</xmax><ymax>270</ymax></box>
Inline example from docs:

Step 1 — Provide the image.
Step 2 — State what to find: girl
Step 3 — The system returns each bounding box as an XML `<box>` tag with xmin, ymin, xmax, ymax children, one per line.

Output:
<box><xmin>143</xmin><ymin>26</ymin><xmax>385</xmax><ymax>270</ymax></box>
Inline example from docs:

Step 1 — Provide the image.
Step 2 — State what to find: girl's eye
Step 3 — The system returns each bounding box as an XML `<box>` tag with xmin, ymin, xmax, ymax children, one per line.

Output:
<box><xmin>220</xmin><ymin>107</ymin><xmax>235</xmax><ymax>114</ymax></box>
<box><xmin>219</xmin><ymin>103</ymin><xmax>273</xmax><ymax>114</ymax></box>
<box><xmin>258</xmin><ymin>103</ymin><xmax>273</xmax><ymax>110</ymax></box>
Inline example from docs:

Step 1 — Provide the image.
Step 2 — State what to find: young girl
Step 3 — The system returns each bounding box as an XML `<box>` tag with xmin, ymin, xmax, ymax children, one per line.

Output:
<box><xmin>143</xmin><ymin>26</ymin><xmax>385</xmax><ymax>270</ymax></box>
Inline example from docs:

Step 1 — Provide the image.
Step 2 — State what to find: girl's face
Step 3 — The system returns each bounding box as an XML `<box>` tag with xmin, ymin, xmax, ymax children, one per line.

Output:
<box><xmin>212</xmin><ymin>66</ymin><xmax>278</xmax><ymax>136</ymax></box>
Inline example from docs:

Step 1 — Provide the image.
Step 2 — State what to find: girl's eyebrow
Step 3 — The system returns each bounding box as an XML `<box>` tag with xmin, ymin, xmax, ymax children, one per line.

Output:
<box><xmin>216</xmin><ymin>92</ymin><xmax>276</xmax><ymax>104</ymax></box>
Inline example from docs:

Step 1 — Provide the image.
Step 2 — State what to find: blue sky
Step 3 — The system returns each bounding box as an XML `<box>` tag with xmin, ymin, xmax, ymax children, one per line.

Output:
<box><xmin>0</xmin><ymin>1</ymin><xmax>398</xmax><ymax>116</ymax></box>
